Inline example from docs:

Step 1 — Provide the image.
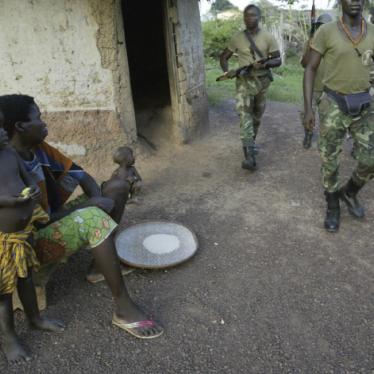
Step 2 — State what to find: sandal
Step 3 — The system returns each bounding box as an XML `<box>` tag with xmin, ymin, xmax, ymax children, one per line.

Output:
<box><xmin>112</xmin><ymin>313</ymin><xmax>164</xmax><ymax>339</ymax></box>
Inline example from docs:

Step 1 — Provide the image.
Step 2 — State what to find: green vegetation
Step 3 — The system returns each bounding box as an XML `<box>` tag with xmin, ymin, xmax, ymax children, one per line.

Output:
<box><xmin>210</xmin><ymin>0</ymin><xmax>237</xmax><ymax>13</ymax></box>
<box><xmin>203</xmin><ymin>0</ymin><xmax>307</xmax><ymax>106</ymax></box>
<box><xmin>203</xmin><ymin>17</ymin><xmax>242</xmax><ymax>59</ymax></box>
<box><xmin>205</xmin><ymin>56</ymin><xmax>304</xmax><ymax>106</ymax></box>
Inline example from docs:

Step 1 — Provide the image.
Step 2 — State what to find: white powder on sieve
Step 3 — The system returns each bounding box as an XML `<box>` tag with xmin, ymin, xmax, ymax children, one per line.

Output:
<box><xmin>143</xmin><ymin>234</ymin><xmax>180</xmax><ymax>254</ymax></box>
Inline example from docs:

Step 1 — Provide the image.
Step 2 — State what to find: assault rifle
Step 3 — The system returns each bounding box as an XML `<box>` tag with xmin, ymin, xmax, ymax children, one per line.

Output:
<box><xmin>216</xmin><ymin>57</ymin><xmax>271</xmax><ymax>82</ymax></box>
<box><xmin>310</xmin><ymin>0</ymin><xmax>316</xmax><ymax>37</ymax></box>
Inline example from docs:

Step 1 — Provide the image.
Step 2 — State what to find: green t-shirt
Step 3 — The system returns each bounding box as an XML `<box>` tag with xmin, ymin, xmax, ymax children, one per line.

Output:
<box><xmin>227</xmin><ymin>29</ymin><xmax>279</xmax><ymax>76</ymax></box>
<box><xmin>311</xmin><ymin>20</ymin><xmax>374</xmax><ymax>94</ymax></box>
<box><xmin>302</xmin><ymin>40</ymin><xmax>325</xmax><ymax>92</ymax></box>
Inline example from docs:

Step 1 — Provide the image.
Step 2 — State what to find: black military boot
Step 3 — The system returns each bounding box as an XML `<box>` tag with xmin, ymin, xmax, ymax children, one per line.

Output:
<box><xmin>253</xmin><ymin>143</ymin><xmax>259</xmax><ymax>155</ymax></box>
<box><xmin>303</xmin><ymin>130</ymin><xmax>313</xmax><ymax>149</ymax></box>
<box><xmin>242</xmin><ymin>144</ymin><xmax>256</xmax><ymax>171</ymax></box>
<box><xmin>339</xmin><ymin>178</ymin><xmax>365</xmax><ymax>218</ymax></box>
<box><xmin>324</xmin><ymin>191</ymin><xmax>340</xmax><ymax>232</ymax></box>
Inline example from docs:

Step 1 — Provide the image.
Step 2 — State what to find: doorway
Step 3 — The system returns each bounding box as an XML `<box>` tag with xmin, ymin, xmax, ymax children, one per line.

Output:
<box><xmin>121</xmin><ymin>0</ymin><xmax>173</xmax><ymax>145</ymax></box>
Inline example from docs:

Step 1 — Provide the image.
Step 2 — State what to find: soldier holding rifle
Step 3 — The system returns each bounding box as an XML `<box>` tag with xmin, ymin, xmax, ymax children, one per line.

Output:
<box><xmin>220</xmin><ymin>4</ymin><xmax>282</xmax><ymax>171</ymax></box>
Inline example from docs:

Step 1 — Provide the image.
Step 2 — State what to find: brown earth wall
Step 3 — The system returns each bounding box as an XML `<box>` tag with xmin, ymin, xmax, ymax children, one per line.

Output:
<box><xmin>43</xmin><ymin>110</ymin><xmax>131</xmax><ymax>181</ymax></box>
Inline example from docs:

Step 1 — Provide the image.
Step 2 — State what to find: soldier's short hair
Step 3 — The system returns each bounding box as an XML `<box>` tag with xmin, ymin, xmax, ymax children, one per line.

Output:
<box><xmin>244</xmin><ymin>4</ymin><xmax>261</xmax><ymax>17</ymax></box>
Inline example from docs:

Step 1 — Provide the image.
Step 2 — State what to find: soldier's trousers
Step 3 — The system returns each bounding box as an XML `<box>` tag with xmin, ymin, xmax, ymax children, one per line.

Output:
<box><xmin>235</xmin><ymin>75</ymin><xmax>271</xmax><ymax>146</ymax></box>
<box><xmin>318</xmin><ymin>93</ymin><xmax>374</xmax><ymax>192</ymax></box>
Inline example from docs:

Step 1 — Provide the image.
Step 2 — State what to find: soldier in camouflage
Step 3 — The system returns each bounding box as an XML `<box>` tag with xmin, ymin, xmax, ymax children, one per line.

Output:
<box><xmin>220</xmin><ymin>4</ymin><xmax>281</xmax><ymax>171</ymax></box>
<box><xmin>304</xmin><ymin>0</ymin><xmax>374</xmax><ymax>232</ymax></box>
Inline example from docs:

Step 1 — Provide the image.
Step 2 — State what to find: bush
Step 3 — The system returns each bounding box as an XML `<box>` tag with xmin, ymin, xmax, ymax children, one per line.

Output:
<box><xmin>202</xmin><ymin>17</ymin><xmax>243</xmax><ymax>59</ymax></box>
<box><xmin>285</xmin><ymin>46</ymin><xmax>299</xmax><ymax>59</ymax></box>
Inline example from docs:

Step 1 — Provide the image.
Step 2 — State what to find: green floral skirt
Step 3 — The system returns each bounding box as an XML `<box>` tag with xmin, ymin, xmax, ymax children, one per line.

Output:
<box><xmin>34</xmin><ymin>206</ymin><xmax>117</xmax><ymax>265</ymax></box>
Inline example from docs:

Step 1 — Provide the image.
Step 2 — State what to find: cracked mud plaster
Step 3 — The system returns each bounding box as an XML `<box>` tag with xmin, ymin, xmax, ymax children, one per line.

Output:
<box><xmin>88</xmin><ymin>0</ymin><xmax>137</xmax><ymax>143</ymax></box>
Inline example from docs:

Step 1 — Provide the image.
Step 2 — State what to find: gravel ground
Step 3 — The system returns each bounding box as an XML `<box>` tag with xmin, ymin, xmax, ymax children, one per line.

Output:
<box><xmin>1</xmin><ymin>100</ymin><xmax>373</xmax><ymax>373</ymax></box>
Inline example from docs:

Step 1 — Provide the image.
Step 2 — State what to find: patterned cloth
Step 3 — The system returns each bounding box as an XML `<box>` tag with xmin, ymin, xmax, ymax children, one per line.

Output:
<box><xmin>35</xmin><ymin>206</ymin><xmax>117</xmax><ymax>265</ymax></box>
<box><xmin>19</xmin><ymin>143</ymin><xmax>118</xmax><ymax>282</ymax></box>
<box><xmin>318</xmin><ymin>93</ymin><xmax>374</xmax><ymax>192</ymax></box>
<box><xmin>235</xmin><ymin>75</ymin><xmax>271</xmax><ymax>145</ymax></box>
<box><xmin>22</xmin><ymin>142</ymin><xmax>86</xmax><ymax>214</ymax></box>
<box><xmin>0</xmin><ymin>206</ymin><xmax>49</xmax><ymax>295</ymax></box>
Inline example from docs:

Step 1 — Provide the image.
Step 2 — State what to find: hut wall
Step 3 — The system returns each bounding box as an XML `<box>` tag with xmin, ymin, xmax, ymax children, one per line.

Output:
<box><xmin>169</xmin><ymin>0</ymin><xmax>209</xmax><ymax>143</ymax></box>
<box><xmin>0</xmin><ymin>0</ymin><xmax>136</xmax><ymax>180</ymax></box>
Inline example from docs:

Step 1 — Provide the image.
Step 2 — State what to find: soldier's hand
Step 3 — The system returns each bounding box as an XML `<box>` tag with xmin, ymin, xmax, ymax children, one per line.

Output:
<box><xmin>303</xmin><ymin>110</ymin><xmax>315</xmax><ymax>131</ymax></box>
<box><xmin>226</xmin><ymin>69</ymin><xmax>237</xmax><ymax>79</ymax></box>
<box><xmin>252</xmin><ymin>62</ymin><xmax>265</xmax><ymax>70</ymax></box>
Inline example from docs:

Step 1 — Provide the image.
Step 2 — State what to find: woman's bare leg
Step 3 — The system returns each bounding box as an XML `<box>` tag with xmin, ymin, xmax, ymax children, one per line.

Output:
<box><xmin>91</xmin><ymin>236</ymin><xmax>163</xmax><ymax>338</ymax></box>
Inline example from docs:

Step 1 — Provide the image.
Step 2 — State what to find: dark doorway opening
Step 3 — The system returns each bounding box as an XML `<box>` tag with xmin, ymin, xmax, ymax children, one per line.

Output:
<box><xmin>121</xmin><ymin>0</ymin><xmax>173</xmax><ymax>144</ymax></box>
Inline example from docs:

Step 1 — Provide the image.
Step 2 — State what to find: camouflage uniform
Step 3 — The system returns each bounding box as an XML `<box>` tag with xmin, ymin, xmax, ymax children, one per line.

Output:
<box><xmin>318</xmin><ymin>93</ymin><xmax>374</xmax><ymax>192</ymax></box>
<box><xmin>228</xmin><ymin>29</ymin><xmax>279</xmax><ymax>146</ymax></box>
<box><xmin>311</xmin><ymin>20</ymin><xmax>374</xmax><ymax>192</ymax></box>
<box><xmin>235</xmin><ymin>75</ymin><xmax>271</xmax><ymax>145</ymax></box>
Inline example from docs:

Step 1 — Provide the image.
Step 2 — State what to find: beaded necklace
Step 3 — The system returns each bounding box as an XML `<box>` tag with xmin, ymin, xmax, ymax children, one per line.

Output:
<box><xmin>339</xmin><ymin>16</ymin><xmax>366</xmax><ymax>57</ymax></box>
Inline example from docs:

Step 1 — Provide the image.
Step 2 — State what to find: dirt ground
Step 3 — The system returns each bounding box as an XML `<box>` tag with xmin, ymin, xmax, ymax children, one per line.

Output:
<box><xmin>1</xmin><ymin>100</ymin><xmax>374</xmax><ymax>373</ymax></box>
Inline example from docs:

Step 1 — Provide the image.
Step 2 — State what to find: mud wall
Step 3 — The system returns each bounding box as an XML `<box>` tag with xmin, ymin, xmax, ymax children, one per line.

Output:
<box><xmin>0</xmin><ymin>0</ymin><xmax>136</xmax><ymax>180</ymax></box>
<box><xmin>173</xmin><ymin>0</ymin><xmax>209</xmax><ymax>142</ymax></box>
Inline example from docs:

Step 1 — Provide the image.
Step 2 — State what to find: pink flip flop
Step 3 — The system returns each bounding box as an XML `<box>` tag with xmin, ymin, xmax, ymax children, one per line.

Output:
<box><xmin>112</xmin><ymin>314</ymin><xmax>164</xmax><ymax>339</ymax></box>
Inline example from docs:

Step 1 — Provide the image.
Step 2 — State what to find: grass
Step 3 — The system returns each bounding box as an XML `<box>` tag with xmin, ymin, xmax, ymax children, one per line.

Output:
<box><xmin>205</xmin><ymin>56</ymin><xmax>304</xmax><ymax>106</ymax></box>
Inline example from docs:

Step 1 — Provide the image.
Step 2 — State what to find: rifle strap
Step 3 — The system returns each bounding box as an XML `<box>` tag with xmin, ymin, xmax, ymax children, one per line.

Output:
<box><xmin>244</xmin><ymin>30</ymin><xmax>265</xmax><ymax>60</ymax></box>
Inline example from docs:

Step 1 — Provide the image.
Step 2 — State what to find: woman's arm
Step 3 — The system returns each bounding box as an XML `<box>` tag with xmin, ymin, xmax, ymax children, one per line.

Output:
<box><xmin>46</xmin><ymin>196</ymin><xmax>115</xmax><ymax>225</ymax></box>
<box><xmin>79</xmin><ymin>173</ymin><xmax>101</xmax><ymax>197</ymax></box>
<box><xmin>0</xmin><ymin>194</ymin><xmax>30</xmax><ymax>208</ymax></box>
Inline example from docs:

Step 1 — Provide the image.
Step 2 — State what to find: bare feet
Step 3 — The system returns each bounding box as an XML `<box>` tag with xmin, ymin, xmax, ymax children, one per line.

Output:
<box><xmin>114</xmin><ymin>301</ymin><xmax>163</xmax><ymax>339</ymax></box>
<box><xmin>30</xmin><ymin>316</ymin><xmax>65</xmax><ymax>332</ymax></box>
<box><xmin>2</xmin><ymin>335</ymin><xmax>31</xmax><ymax>363</ymax></box>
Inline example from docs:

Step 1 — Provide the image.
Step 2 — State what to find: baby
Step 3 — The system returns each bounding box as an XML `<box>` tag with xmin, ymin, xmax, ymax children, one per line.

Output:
<box><xmin>111</xmin><ymin>146</ymin><xmax>142</xmax><ymax>197</ymax></box>
<box><xmin>101</xmin><ymin>146</ymin><xmax>142</xmax><ymax>223</ymax></box>
<box><xmin>0</xmin><ymin>111</ymin><xmax>64</xmax><ymax>364</ymax></box>
<box><xmin>65</xmin><ymin>147</ymin><xmax>141</xmax><ymax>222</ymax></box>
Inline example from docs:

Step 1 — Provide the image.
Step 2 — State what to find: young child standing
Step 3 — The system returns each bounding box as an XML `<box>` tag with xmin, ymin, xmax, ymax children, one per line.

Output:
<box><xmin>101</xmin><ymin>146</ymin><xmax>142</xmax><ymax>222</ymax></box>
<box><xmin>110</xmin><ymin>146</ymin><xmax>142</xmax><ymax>197</ymax></box>
<box><xmin>0</xmin><ymin>110</ymin><xmax>64</xmax><ymax>364</ymax></box>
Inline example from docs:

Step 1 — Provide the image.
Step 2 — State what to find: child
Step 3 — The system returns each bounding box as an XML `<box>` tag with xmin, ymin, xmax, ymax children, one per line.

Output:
<box><xmin>101</xmin><ymin>146</ymin><xmax>142</xmax><ymax>222</ymax></box>
<box><xmin>0</xmin><ymin>111</ymin><xmax>64</xmax><ymax>364</ymax></box>
<box><xmin>111</xmin><ymin>146</ymin><xmax>142</xmax><ymax>197</ymax></box>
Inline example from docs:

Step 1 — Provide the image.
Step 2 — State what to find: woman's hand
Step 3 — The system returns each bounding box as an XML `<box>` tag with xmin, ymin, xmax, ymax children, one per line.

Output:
<box><xmin>28</xmin><ymin>185</ymin><xmax>42</xmax><ymax>203</ymax></box>
<box><xmin>85</xmin><ymin>196</ymin><xmax>115</xmax><ymax>214</ymax></box>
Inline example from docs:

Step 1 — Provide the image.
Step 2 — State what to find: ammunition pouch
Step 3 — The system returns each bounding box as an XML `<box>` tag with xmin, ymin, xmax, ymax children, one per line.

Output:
<box><xmin>324</xmin><ymin>87</ymin><xmax>371</xmax><ymax>117</ymax></box>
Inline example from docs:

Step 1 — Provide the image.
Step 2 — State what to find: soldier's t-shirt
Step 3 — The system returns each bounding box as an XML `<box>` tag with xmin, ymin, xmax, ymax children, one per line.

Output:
<box><xmin>227</xmin><ymin>29</ymin><xmax>279</xmax><ymax>76</ymax></box>
<box><xmin>311</xmin><ymin>20</ymin><xmax>374</xmax><ymax>94</ymax></box>
<box><xmin>302</xmin><ymin>40</ymin><xmax>325</xmax><ymax>92</ymax></box>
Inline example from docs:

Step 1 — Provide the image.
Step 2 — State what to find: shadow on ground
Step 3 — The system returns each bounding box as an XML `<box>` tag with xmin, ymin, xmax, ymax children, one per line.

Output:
<box><xmin>1</xmin><ymin>101</ymin><xmax>373</xmax><ymax>373</ymax></box>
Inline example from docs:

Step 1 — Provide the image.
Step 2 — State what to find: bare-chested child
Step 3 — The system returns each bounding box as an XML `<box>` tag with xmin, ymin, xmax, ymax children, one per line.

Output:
<box><xmin>102</xmin><ymin>146</ymin><xmax>142</xmax><ymax>222</ymax></box>
<box><xmin>0</xmin><ymin>111</ymin><xmax>64</xmax><ymax>364</ymax></box>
